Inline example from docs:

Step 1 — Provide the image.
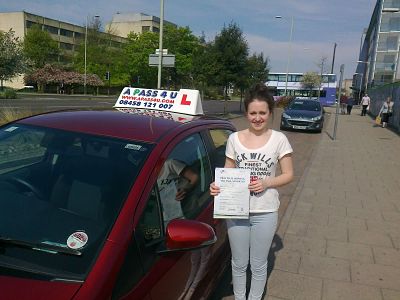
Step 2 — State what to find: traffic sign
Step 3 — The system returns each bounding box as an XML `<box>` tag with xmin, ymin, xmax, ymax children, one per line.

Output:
<box><xmin>155</xmin><ymin>49</ymin><xmax>168</xmax><ymax>55</ymax></box>
<box><xmin>148</xmin><ymin>54</ymin><xmax>175</xmax><ymax>68</ymax></box>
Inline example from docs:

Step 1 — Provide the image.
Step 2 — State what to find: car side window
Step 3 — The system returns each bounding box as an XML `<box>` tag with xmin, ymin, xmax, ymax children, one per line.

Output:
<box><xmin>0</xmin><ymin>127</ymin><xmax>46</xmax><ymax>175</ymax></box>
<box><xmin>158</xmin><ymin>133</ymin><xmax>212</xmax><ymax>223</ymax></box>
<box><xmin>209</xmin><ymin>129</ymin><xmax>233</xmax><ymax>168</ymax></box>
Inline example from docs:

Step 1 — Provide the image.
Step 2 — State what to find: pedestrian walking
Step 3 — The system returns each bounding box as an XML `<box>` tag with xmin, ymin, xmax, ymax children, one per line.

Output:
<box><xmin>210</xmin><ymin>83</ymin><xmax>294</xmax><ymax>300</ymax></box>
<box><xmin>379</xmin><ymin>96</ymin><xmax>394</xmax><ymax>128</ymax></box>
<box><xmin>361</xmin><ymin>93</ymin><xmax>370</xmax><ymax>116</ymax></box>
<box><xmin>340</xmin><ymin>94</ymin><xmax>347</xmax><ymax>115</ymax></box>
<box><xmin>346</xmin><ymin>97</ymin><xmax>354</xmax><ymax>115</ymax></box>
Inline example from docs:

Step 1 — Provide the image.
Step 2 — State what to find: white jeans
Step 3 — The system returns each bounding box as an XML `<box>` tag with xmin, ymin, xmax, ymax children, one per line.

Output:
<box><xmin>226</xmin><ymin>212</ymin><xmax>278</xmax><ymax>300</ymax></box>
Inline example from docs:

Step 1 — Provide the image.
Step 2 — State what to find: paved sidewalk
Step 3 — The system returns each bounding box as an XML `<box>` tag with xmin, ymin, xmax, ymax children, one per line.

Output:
<box><xmin>266</xmin><ymin>107</ymin><xmax>400</xmax><ymax>300</ymax></box>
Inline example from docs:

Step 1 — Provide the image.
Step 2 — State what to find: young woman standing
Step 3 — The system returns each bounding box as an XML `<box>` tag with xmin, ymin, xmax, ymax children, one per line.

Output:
<box><xmin>210</xmin><ymin>83</ymin><xmax>294</xmax><ymax>300</ymax></box>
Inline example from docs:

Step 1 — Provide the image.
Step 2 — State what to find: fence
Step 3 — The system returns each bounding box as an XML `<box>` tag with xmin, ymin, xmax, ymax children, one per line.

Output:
<box><xmin>368</xmin><ymin>83</ymin><xmax>400</xmax><ymax>132</ymax></box>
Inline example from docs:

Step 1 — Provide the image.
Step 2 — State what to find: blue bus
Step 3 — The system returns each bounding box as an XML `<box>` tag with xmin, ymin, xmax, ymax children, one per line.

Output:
<box><xmin>266</xmin><ymin>72</ymin><xmax>337</xmax><ymax>106</ymax></box>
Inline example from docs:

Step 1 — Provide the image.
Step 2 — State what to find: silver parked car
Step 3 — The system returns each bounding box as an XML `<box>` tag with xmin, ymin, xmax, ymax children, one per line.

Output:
<box><xmin>280</xmin><ymin>99</ymin><xmax>324</xmax><ymax>133</ymax></box>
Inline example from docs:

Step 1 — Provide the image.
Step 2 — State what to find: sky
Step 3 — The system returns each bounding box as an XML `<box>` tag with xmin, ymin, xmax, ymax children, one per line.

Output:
<box><xmin>1</xmin><ymin>0</ymin><xmax>377</xmax><ymax>79</ymax></box>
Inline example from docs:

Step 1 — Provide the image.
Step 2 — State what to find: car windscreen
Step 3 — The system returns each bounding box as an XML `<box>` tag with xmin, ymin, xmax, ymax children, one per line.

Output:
<box><xmin>0</xmin><ymin>123</ymin><xmax>152</xmax><ymax>281</ymax></box>
<box><xmin>288</xmin><ymin>100</ymin><xmax>321</xmax><ymax>111</ymax></box>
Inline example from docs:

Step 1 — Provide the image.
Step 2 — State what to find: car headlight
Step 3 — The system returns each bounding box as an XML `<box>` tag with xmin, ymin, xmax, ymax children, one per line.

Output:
<box><xmin>282</xmin><ymin>112</ymin><xmax>291</xmax><ymax>119</ymax></box>
<box><xmin>311</xmin><ymin>115</ymin><xmax>322</xmax><ymax>121</ymax></box>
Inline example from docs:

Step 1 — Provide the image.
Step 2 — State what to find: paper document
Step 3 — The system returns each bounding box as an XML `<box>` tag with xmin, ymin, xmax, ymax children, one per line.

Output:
<box><xmin>213</xmin><ymin>168</ymin><xmax>251</xmax><ymax>219</ymax></box>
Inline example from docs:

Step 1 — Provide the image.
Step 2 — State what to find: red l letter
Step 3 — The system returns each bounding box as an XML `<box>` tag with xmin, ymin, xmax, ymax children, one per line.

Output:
<box><xmin>180</xmin><ymin>94</ymin><xmax>191</xmax><ymax>105</ymax></box>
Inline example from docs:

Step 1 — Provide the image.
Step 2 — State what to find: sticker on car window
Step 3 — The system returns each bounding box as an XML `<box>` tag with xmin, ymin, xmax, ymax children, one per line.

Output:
<box><xmin>125</xmin><ymin>144</ymin><xmax>142</xmax><ymax>150</ymax></box>
<box><xmin>67</xmin><ymin>231</ymin><xmax>88</xmax><ymax>249</ymax></box>
<box><xmin>4</xmin><ymin>126</ymin><xmax>19</xmax><ymax>132</ymax></box>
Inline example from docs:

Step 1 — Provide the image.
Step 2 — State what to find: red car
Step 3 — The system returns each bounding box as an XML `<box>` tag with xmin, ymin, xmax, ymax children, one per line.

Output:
<box><xmin>0</xmin><ymin>88</ymin><xmax>235</xmax><ymax>299</ymax></box>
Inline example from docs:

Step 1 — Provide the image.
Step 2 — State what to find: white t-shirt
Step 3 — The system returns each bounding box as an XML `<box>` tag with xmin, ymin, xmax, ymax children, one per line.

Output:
<box><xmin>158</xmin><ymin>159</ymin><xmax>186</xmax><ymax>221</ymax></box>
<box><xmin>225</xmin><ymin>130</ymin><xmax>293</xmax><ymax>213</ymax></box>
<box><xmin>361</xmin><ymin>96</ymin><xmax>370</xmax><ymax>105</ymax></box>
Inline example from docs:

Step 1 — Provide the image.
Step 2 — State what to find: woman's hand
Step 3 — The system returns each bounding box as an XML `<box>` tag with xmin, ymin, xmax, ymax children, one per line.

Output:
<box><xmin>248</xmin><ymin>178</ymin><xmax>269</xmax><ymax>194</ymax></box>
<box><xmin>209</xmin><ymin>181</ymin><xmax>220</xmax><ymax>196</ymax></box>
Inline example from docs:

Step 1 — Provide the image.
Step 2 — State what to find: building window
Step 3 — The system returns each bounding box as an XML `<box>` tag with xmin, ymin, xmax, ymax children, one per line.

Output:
<box><xmin>383</xmin><ymin>0</ymin><xmax>400</xmax><ymax>9</ymax></box>
<box><xmin>381</xmin><ymin>14</ymin><xmax>400</xmax><ymax>32</ymax></box>
<box><xmin>60</xmin><ymin>28</ymin><xmax>74</xmax><ymax>37</ymax></box>
<box><xmin>74</xmin><ymin>32</ymin><xmax>84</xmax><ymax>40</ymax></box>
<box><xmin>43</xmin><ymin>25</ymin><xmax>59</xmax><ymax>35</ymax></box>
<box><xmin>152</xmin><ymin>27</ymin><xmax>160</xmax><ymax>33</ymax></box>
<box><xmin>26</xmin><ymin>20</ymin><xmax>37</xmax><ymax>29</ymax></box>
<box><xmin>142</xmin><ymin>26</ymin><xmax>150</xmax><ymax>32</ymax></box>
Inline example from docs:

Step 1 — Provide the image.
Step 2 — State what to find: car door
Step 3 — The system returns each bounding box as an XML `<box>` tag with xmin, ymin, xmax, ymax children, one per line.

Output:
<box><xmin>111</xmin><ymin>130</ymin><xmax>217</xmax><ymax>300</ymax></box>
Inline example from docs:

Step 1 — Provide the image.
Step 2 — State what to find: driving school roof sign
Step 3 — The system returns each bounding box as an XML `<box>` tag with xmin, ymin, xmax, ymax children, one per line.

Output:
<box><xmin>114</xmin><ymin>87</ymin><xmax>204</xmax><ymax>116</ymax></box>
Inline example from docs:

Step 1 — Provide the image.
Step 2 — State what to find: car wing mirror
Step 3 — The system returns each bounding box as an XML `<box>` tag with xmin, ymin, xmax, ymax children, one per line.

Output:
<box><xmin>157</xmin><ymin>219</ymin><xmax>217</xmax><ymax>254</ymax></box>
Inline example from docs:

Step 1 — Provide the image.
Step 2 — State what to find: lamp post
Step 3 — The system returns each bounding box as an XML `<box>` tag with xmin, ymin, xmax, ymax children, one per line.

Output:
<box><xmin>157</xmin><ymin>0</ymin><xmax>165</xmax><ymax>89</ymax></box>
<box><xmin>275</xmin><ymin>16</ymin><xmax>294</xmax><ymax>97</ymax></box>
<box><xmin>356</xmin><ymin>60</ymin><xmax>369</xmax><ymax>101</ymax></box>
<box><xmin>84</xmin><ymin>15</ymin><xmax>99</xmax><ymax>95</ymax></box>
<box><xmin>355</xmin><ymin>72</ymin><xmax>363</xmax><ymax>103</ymax></box>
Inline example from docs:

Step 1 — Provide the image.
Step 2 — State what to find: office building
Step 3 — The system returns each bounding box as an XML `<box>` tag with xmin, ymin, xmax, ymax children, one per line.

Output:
<box><xmin>355</xmin><ymin>0</ymin><xmax>400</xmax><ymax>100</ymax></box>
<box><xmin>106</xmin><ymin>12</ymin><xmax>176</xmax><ymax>37</ymax></box>
<box><xmin>0</xmin><ymin>11</ymin><xmax>126</xmax><ymax>89</ymax></box>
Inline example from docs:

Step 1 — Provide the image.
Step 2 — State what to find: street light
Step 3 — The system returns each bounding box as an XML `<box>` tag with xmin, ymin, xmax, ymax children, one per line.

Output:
<box><xmin>354</xmin><ymin>72</ymin><xmax>363</xmax><ymax>103</ymax></box>
<box><xmin>157</xmin><ymin>0</ymin><xmax>165</xmax><ymax>89</ymax></box>
<box><xmin>275</xmin><ymin>16</ymin><xmax>294</xmax><ymax>97</ymax></box>
<box><xmin>356</xmin><ymin>60</ymin><xmax>369</xmax><ymax>98</ymax></box>
<box><xmin>84</xmin><ymin>15</ymin><xmax>99</xmax><ymax>95</ymax></box>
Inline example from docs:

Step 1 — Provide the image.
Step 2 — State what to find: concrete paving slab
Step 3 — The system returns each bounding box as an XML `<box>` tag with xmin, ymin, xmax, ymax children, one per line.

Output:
<box><xmin>298</xmin><ymin>255</ymin><xmax>350</xmax><ymax>281</ymax></box>
<box><xmin>322</xmin><ymin>279</ymin><xmax>382</xmax><ymax>300</ymax></box>
<box><xmin>373</xmin><ymin>247</ymin><xmax>400</xmax><ymax>267</ymax></box>
<box><xmin>348</xmin><ymin>228</ymin><xmax>393</xmax><ymax>247</ymax></box>
<box><xmin>382</xmin><ymin>289</ymin><xmax>400</xmax><ymax>300</ymax></box>
<box><xmin>326</xmin><ymin>240</ymin><xmax>374</xmax><ymax>264</ymax></box>
<box><xmin>328</xmin><ymin>215</ymin><xmax>367</xmax><ymax>230</ymax></box>
<box><xmin>306</xmin><ymin>224</ymin><xmax>348</xmax><ymax>242</ymax></box>
<box><xmin>390</xmin><ymin>234</ymin><xmax>400</xmax><ymax>249</ymax></box>
<box><xmin>282</xmin><ymin>234</ymin><xmax>326</xmax><ymax>256</ymax></box>
<box><xmin>266</xmin><ymin>270</ymin><xmax>322</xmax><ymax>300</ymax></box>
<box><xmin>366</xmin><ymin>220</ymin><xmax>400</xmax><ymax>236</ymax></box>
<box><xmin>381</xmin><ymin>211</ymin><xmax>400</xmax><ymax>222</ymax></box>
<box><xmin>346</xmin><ymin>207</ymin><xmax>384</xmax><ymax>221</ymax></box>
<box><xmin>290</xmin><ymin>211</ymin><xmax>329</xmax><ymax>226</ymax></box>
<box><xmin>272</xmin><ymin>249</ymin><xmax>301</xmax><ymax>273</ymax></box>
<box><xmin>285</xmin><ymin>222</ymin><xmax>308</xmax><ymax>236</ymax></box>
<box><xmin>352</xmin><ymin>262</ymin><xmax>400</xmax><ymax>290</ymax></box>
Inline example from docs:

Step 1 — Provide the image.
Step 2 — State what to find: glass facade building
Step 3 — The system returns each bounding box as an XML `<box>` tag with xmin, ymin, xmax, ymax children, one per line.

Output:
<box><xmin>355</xmin><ymin>0</ymin><xmax>400</xmax><ymax>100</ymax></box>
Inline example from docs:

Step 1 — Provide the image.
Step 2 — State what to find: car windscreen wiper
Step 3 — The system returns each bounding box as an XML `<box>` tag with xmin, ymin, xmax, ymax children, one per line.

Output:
<box><xmin>0</xmin><ymin>236</ymin><xmax>81</xmax><ymax>256</ymax></box>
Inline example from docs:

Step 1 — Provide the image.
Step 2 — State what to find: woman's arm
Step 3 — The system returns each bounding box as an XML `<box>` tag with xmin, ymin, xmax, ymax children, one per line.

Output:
<box><xmin>266</xmin><ymin>154</ymin><xmax>294</xmax><ymax>188</ymax></box>
<box><xmin>224</xmin><ymin>157</ymin><xmax>236</xmax><ymax>168</ymax></box>
<box><xmin>248</xmin><ymin>153</ymin><xmax>294</xmax><ymax>194</ymax></box>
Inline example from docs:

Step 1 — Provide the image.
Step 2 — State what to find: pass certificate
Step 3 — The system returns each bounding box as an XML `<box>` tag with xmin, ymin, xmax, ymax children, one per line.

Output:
<box><xmin>213</xmin><ymin>168</ymin><xmax>251</xmax><ymax>219</ymax></box>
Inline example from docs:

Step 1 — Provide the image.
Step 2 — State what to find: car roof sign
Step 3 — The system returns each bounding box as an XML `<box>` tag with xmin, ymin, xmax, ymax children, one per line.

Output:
<box><xmin>114</xmin><ymin>87</ymin><xmax>204</xmax><ymax>116</ymax></box>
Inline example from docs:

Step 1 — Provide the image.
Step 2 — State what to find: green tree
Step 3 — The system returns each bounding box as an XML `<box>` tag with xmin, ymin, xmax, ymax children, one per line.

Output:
<box><xmin>0</xmin><ymin>30</ymin><xmax>25</xmax><ymax>90</ymax></box>
<box><xmin>191</xmin><ymin>40</ymin><xmax>219</xmax><ymax>98</ymax></box>
<box><xmin>236</xmin><ymin>53</ymin><xmax>269</xmax><ymax>110</ymax></box>
<box><xmin>73</xmin><ymin>17</ymin><xmax>127</xmax><ymax>92</ymax></box>
<box><xmin>23</xmin><ymin>25</ymin><xmax>59</xmax><ymax>68</ymax></box>
<box><xmin>212</xmin><ymin>22</ymin><xmax>249</xmax><ymax>101</ymax></box>
<box><xmin>123</xmin><ymin>31</ymin><xmax>159</xmax><ymax>88</ymax></box>
<box><xmin>162</xmin><ymin>25</ymin><xmax>201</xmax><ymax>88</ymax></box>
<box><xmin>301</xmin><ymin>71</ymin><xmax>320</xmax><ymax>97</ymax></box>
